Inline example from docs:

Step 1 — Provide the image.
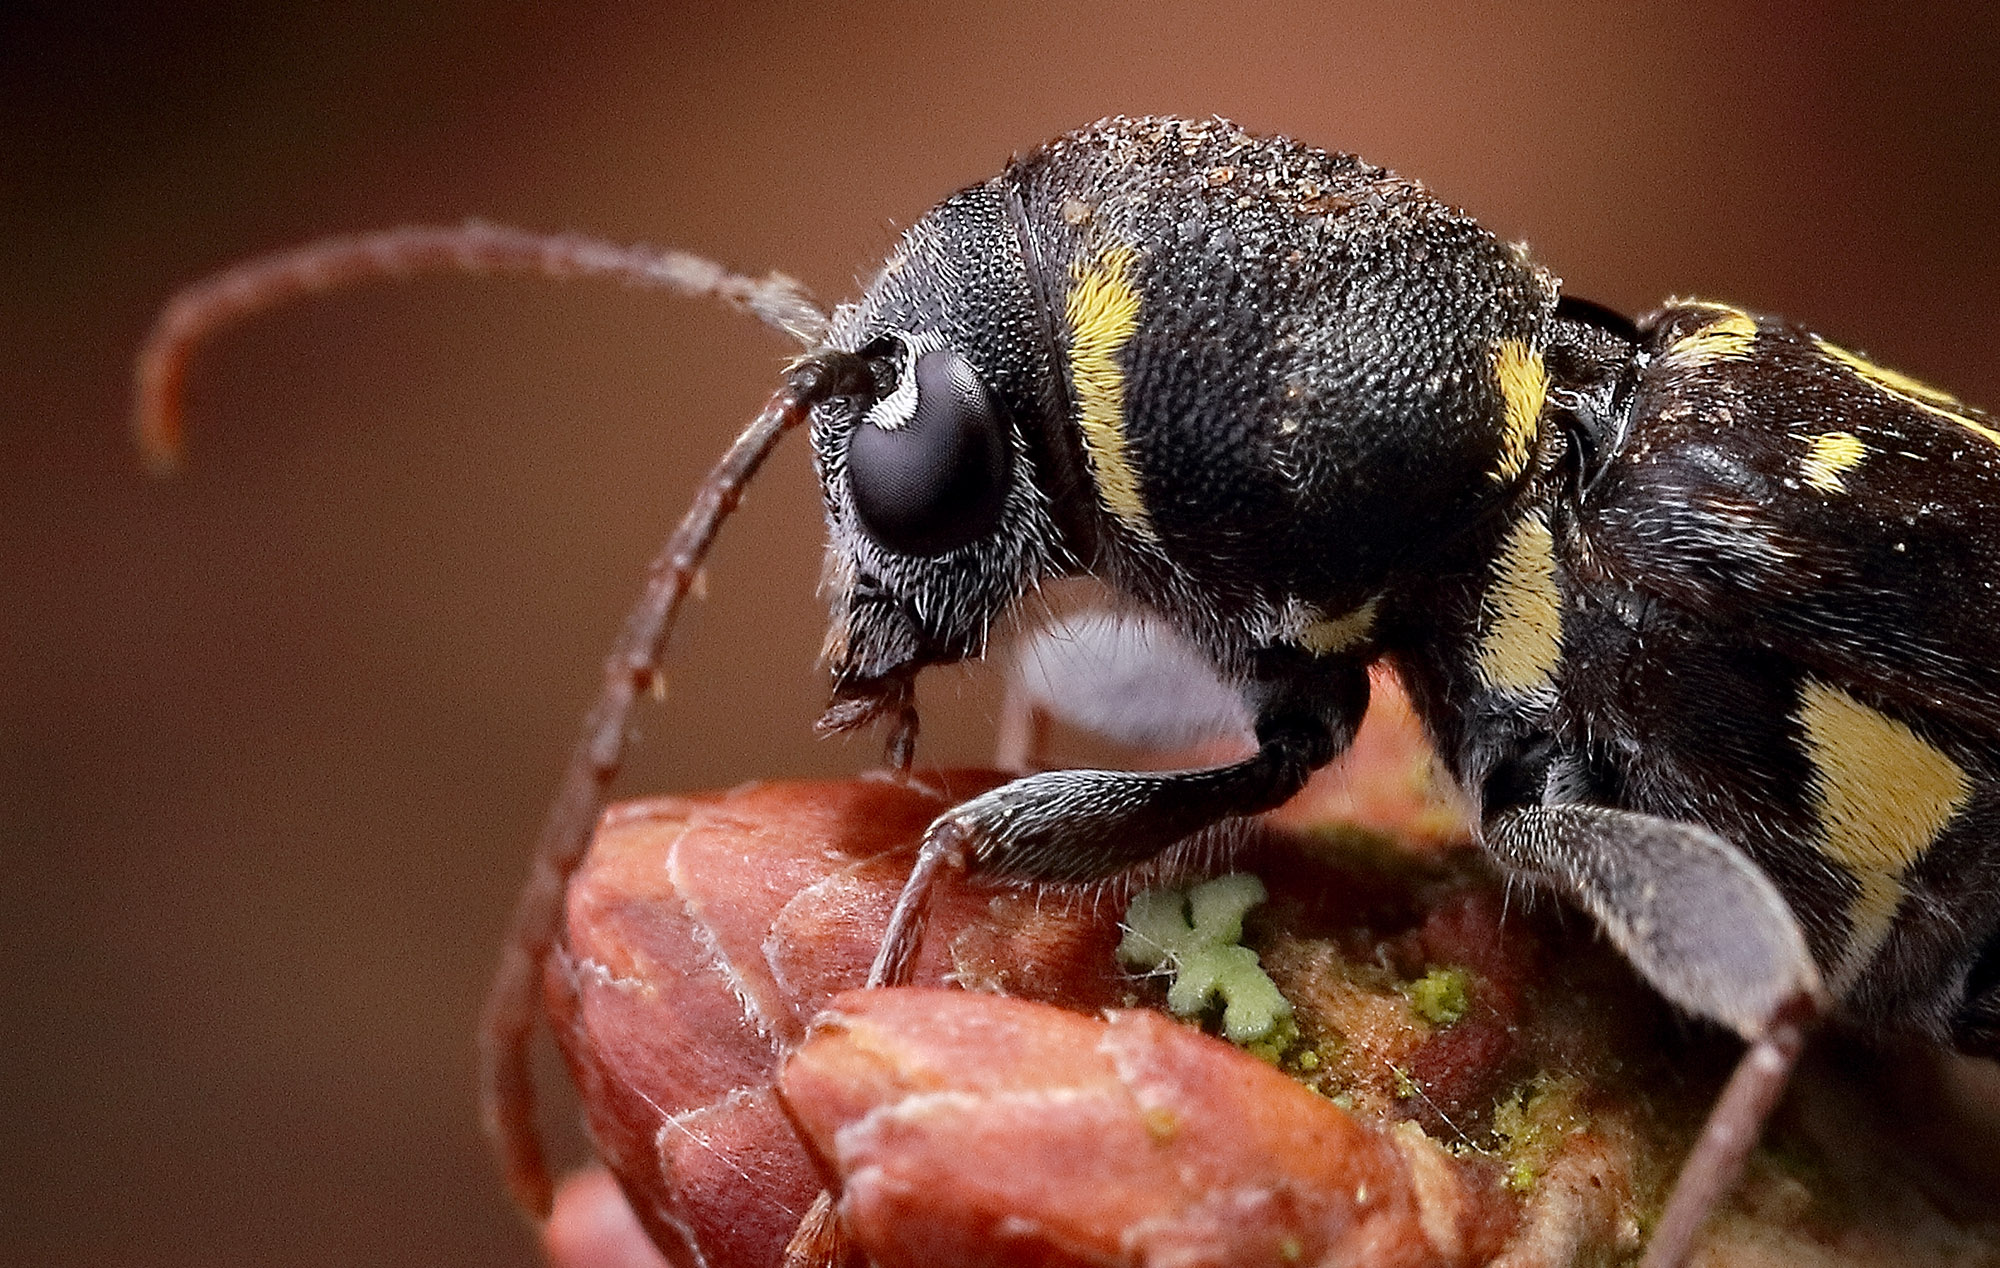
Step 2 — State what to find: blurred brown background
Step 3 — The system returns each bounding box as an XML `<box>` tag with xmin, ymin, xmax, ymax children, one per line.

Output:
<box><xmin>4</xmin><ymin>2</ymin><xmax>1998</xmax><ymax>1264</ymax></box>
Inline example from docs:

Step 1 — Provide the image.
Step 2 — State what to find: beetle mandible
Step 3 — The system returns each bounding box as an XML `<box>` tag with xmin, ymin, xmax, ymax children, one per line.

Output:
<box><xmin>138</xmin><ymin>115</ymin><xmax>2000</xmax><ymax>1268</ymax></box>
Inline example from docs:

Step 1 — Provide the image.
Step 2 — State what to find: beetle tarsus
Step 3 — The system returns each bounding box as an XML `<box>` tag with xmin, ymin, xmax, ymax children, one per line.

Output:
<box><xmin>869</xmin><ymin>821</ymin><xmax>968</xmax><ymax>988</ymax></box>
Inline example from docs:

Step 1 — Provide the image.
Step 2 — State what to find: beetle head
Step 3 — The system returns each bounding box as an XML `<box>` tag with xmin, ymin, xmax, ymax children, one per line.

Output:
<box><xmin>810</xmin><ymin>182</ymin><xmax>1073</xmax><ymax>733</ymax></box>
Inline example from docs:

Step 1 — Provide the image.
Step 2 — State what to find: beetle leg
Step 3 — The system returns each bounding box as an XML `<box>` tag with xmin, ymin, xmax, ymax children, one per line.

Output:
<box><xmin>870</xmin><ymin>655</ymin><xmax>1367</xmax><ymax>987</ymax></box>
<box><xmin>1641</xmin><ymin>994</ymin><xmax>1818</xmax><ymax>1268</ymax></box>
<box><xmin>867</xmin><ymin>734</ymin><xmax>1330</xmax><ymax>989</ymax></box>
<box><xmin>1482</xmin><ymin>805</ymin><xmax>1824</xmax><ymax>1034</ymax></box>
<box><xmin>1483</xmin><ymin>804</ymin><xmax>1827</xmax><ymax>1268</ymax></box>
<box><xmin>992</xmin><ymin>681</ymin><xmax>1053</xmax><ymax>772</ymax></box>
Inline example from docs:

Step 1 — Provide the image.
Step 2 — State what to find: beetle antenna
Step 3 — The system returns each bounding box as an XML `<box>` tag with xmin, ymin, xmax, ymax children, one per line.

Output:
<box><xmin>479</xmin><ymin>351</ymin><xmax>870</xmax><ymax>1218</ymax></box>
<box><xmin>133</xmin><ymin>220</ymin><xmax>830</xmax><ymax>474</ymax></box>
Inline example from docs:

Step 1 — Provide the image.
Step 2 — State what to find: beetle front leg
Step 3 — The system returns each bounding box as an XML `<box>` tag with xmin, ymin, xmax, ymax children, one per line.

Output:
<box><xmin>1482</xmin><ymin>804</ymin><xmax>1828</xmax><ymax>1268</ymax></box>
<box><xmin>869</xmin><ymin>653</ymin><xmax>1368</xmax><ymax>988</ymax></box>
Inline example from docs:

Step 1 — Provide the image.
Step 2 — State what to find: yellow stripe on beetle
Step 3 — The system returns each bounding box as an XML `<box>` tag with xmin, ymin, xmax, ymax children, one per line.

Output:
<box><xmin>1475</xmin><ymin>509</ymin><xmax>1562</xmax><ymax>695</ymax></box>
<box><xmin>1800</xmin><ymin>431</ymin><xmax>1867</xmax><ymax>493</ymax></box>
<box><xmin>1796</xmin><ymin>680</ymin><xmax>1970</xmax><ymax>990</ymax></box>
<box><xmin>1667</xmin><ymin>305</ymin><xmax>1759</xmax><ymax>366</ymax></box>
<box><xmin>1491</xmin><ymin>340</ymin><xmax>1547</xmax><ymax>484</ymax></box>
<box><xmin>1814</xmin><ymin>337</ymin><xmax>2000</xmax><ymax>450</ymax></box>
<box><xmin>1296</xmin><ymin>596</ymin><xmax>1380</xmax><ymax>656</ymax></box>
<box><xmin>1065</xmin><ymin>246</ymin><xmax>1158</xmax><ymax>543</ymax></box>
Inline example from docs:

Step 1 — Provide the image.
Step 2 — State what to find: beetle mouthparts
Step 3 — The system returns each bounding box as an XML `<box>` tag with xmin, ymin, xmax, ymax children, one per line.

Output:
<box><xmin>815</xmin><ymin>669</ymin><xmax>917</xmax><ymax>737</ymax></box>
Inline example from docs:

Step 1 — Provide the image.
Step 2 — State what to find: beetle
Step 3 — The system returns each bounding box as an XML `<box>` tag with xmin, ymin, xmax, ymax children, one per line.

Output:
<box><xmin>138</xmin><ymin>115</ymin><xmax>1999</xmax><ymax>1268</ymax></box>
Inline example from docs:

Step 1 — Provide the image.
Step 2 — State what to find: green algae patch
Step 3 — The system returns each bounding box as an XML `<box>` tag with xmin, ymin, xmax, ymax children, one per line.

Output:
<box><xmin>1118</xmin><ymin>873</ymin><xmax>1294</xmax><ymax>1046</ymax></box>
<box><xmin>1404</xmin><ymin>966</ymin><xmax>1470</xmax><ymax>1026</ymax></box>
<box><xmin>1489</xmin><ymin>1075</ymin><xmax>1591</xmax><ymax>1194</ymax></box>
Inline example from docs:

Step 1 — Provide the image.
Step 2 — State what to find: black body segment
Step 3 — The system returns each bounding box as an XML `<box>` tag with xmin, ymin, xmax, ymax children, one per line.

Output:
<box><xmin>1387</xmin><ymin>299</ymin><xmax>2000</xmax><ymax>1052</ymax></box>
<box><xmin>1563</xmin><ymin>305</ymin><xmax>2000</xmax><ymax>1041</ymax></box>
<box><xmin>1006</xmin><ymin>119</ymin><xmax>1558</xmax><ymax>648</ymax></box>
<box><xmin>147</xmin><ymin>114</ymin><xmax>2000</xmax><ymax>1267</ymax></box>
<box><xmin>1959</xmin><ymin>927</ymin><xmax>2000</xmax><ymax>1055</ymax></box>
<box><xmin>800</xmin><ymin>116</ymin><xmax>1999</xmax><ymax>1268</ymax></box>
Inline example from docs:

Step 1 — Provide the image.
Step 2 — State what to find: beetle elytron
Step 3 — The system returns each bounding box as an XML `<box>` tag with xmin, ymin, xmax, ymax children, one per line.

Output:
<box><xmin>139</xmin><ymin>115</ymin><xmax>2000</xmax><ymax>1268</ymax></box>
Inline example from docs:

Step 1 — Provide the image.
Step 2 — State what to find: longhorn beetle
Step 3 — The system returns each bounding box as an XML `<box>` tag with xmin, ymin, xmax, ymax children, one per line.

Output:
<box><xmin>138</xmin><ymin>116</ymin><xmax>2000</xmax><ymax>1268</ymax></box>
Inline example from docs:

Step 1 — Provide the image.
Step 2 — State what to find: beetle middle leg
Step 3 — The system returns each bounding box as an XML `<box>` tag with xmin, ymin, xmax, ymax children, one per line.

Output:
<box><xmin>870</xmin><ymin>651</ymin><xmax>1367</xmax><ymax>987</ymax></box>
<box><xmin>1482</xmin><ymin>802</ymin><xmax>1828</xmax><ymax>1268</ymax></box>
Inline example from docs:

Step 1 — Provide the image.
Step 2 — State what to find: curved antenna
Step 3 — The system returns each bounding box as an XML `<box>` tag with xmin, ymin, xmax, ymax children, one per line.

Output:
<box><xmin>136</xmin><ymin>229</ymin><xmax>856</xmax><ymax>1216</ymax></box>
<box><xmin>132</xmin><ymin>220</ymin><xmax>829</xmax><ymax>473</ymax></box>
<box><xmin>479</xmin><ymin>351</ymin><xmax>872</xmax><ymax>1217</ymax></box>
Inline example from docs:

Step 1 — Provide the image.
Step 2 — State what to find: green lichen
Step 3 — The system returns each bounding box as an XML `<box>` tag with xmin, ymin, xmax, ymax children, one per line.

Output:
<box><xmin>1492</xmin><ymin>1086</ymin><xmax>1529</xmax><ymax>1142</ymax></box>
<box><xmin>1489</xmin><ymin>1075</ymin><xmax>1590</xmax><ymax>1194</ymax></box>
<box><xmin>1405</xmin><ymin>966</ymin><xmax>1470</xmax><ymax>1026</ymax></box>
<box><xmin>1118</xmin><ymin>873</ymin><xmax>1293</xmax><ymax>1046</ymax></box>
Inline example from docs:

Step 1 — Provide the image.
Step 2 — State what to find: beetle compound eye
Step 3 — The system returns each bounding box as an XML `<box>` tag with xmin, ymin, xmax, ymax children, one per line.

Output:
<box><xmin>848</xmin><ymin>346</ymin><xmax>1012</xmax><ymax>556</ymax></box>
